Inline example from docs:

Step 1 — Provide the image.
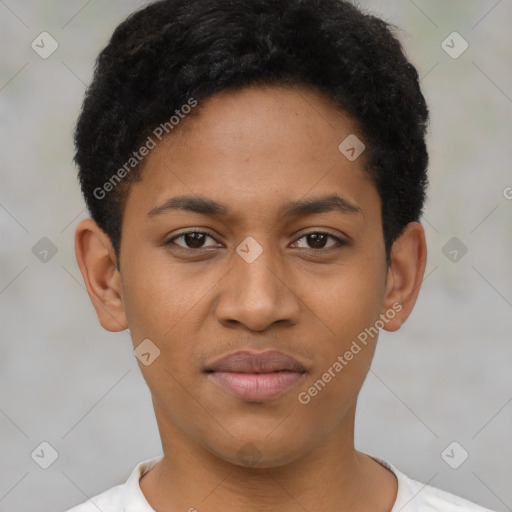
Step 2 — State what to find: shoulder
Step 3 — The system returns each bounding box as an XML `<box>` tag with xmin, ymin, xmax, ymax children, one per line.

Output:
<box><xmin>64</xmin><ymin>484</ymin><xmax>125</xmax><ymax>512</ymax></box>
<box><xmin>372</xmin><ymin>456</ymin><xmax>497</xmax><ymax>512</ymax></box>
<box><xmin>61</xmin><ymin>456</ymin><xmax>162</xmax><ymax>512</ymax></box>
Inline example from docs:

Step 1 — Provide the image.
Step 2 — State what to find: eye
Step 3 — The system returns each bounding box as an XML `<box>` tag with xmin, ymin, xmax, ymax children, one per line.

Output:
<box><xmin>165</xmin><ymin>230</ymin><xmax>347</xmax><ymax>252</ymax></box>
<box><xmin>166</xmin><ymin>231</ymin><xmax>220</xmax><ymax>250</ymax></box>
<box><xmin>291</xmin><ymin>231</ymin><xmax>346</xmax><ymax>251</ymax></box>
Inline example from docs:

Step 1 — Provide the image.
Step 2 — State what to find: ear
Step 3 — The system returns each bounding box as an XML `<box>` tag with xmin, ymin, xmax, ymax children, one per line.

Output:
<box><xmin>74</xmin><ymin>218</ymin><xmax>128</xmax><ymax>332</ymax></box>
<box><xmin>381</xmin><ymin>222</ymin><xmax>427</xmax><ymax>332</ymax></box>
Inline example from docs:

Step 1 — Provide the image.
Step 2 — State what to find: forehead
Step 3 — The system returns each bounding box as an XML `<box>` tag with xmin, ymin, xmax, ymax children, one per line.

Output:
<box><xmin>163</xmin><ymin>84</ymin><xmax>361</xmax><ymax>168</ymax></box>
<box><xmin>123</xmin><ymin>84</ymin><xmax>378</xmax><ymax>225</ymax></box>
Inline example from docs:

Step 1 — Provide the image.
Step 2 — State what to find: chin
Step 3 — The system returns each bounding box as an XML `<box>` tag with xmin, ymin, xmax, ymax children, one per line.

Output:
<box><xmin>207</xmin><ymin>433</ymin><xmax>312</xmax><ymax>470</ymax></box>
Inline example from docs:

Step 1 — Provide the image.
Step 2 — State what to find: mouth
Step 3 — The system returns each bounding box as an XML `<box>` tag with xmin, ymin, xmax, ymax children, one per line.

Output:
<box><xmin>205</xmin><ymin>350</ymin><xmax>307</xmax><ymax>402</ymax></box>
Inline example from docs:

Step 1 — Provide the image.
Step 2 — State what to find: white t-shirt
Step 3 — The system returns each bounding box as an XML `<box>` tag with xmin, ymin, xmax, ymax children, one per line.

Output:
<box><xmin>64</xmin><ymin>455</ymin><xmax>496</xmax><ymax>511</ymax></box>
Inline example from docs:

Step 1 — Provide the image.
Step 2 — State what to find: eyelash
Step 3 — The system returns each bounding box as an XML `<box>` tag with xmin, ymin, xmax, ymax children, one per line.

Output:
<box><xmin>165</xmin><ymin>230</ymin><xmax>347</xmax><ymax>253</ymax></box>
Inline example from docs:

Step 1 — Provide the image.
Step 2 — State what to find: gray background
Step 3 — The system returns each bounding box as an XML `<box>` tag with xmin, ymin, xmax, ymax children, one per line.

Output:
<box><xmin>1</xmin><ymin>1</ymin><xmax>511</xmax><ymax>511</ymax></box>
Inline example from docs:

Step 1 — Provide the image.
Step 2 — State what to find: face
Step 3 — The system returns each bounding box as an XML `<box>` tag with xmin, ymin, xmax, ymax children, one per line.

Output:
<box><xmin>77</xmin><ymin>84</ymin><xmax>424</xmax><ymax>469</ymax></box>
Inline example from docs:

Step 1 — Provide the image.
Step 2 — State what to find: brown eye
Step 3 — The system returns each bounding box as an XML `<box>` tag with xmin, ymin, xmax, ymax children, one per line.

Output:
<box><xmin>182</xmin><ymin>233</ymin><xmax>207</xmax><ymax>249</ymax></box>
<box><xmin>166</xmin><ymin>231</ymin><xmax>219</xmax><ymax>250</ymax></box>
<box><xmin>306</xmin><ymin>233</ymin><xmax>328</xmax><ymax>249</ymax></box>
<box><xmin>292</xmin><ymin>232</ymin><xmax>346</xmax><ymax>251</ymax></box>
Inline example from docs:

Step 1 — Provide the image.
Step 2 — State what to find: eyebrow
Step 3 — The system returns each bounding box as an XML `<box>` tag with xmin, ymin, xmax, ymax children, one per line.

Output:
<box><xmin>146</xmin><ymin>194</ymin><xmax>363</xmax><ymax>219</ymax></box>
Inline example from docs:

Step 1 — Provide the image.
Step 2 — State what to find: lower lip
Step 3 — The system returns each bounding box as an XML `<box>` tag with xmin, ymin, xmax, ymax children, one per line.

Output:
<box><xmin>207</xmin><ymin>371</ymin><xmax>305</xmax><ymax>401</ymax></box>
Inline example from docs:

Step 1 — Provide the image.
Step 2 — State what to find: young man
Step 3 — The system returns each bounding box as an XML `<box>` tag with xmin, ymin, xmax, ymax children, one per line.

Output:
<box><xmin>68</xmin><ymin>0</ymin><xmax>495</xmax><ymax>510</ymax></box>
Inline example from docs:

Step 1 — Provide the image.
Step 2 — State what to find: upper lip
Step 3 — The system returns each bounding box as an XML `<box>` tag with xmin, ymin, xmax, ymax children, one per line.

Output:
<box><xmin>206</xmin><ymin>350</ymin><xmax>306</xmax><ymax>373</ymax></box>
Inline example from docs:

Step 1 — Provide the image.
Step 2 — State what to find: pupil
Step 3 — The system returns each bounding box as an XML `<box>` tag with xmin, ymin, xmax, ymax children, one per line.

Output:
<box><xmin>308</xmin><ymin>233</ymin><xmax>326</xmax><ymax>249</ymax></box>
<box><xmin>186</xmin><ymin>233</ymin><xmax>205</xmax><ymax>248</ymax></box>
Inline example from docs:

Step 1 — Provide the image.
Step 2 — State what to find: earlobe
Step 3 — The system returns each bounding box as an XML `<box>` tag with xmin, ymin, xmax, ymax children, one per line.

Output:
<box><xmin>74</xmin><ymin>218</ymin><xmax>128</xmax><ymax>332</ymax></box>
<box><xmin>381</xmin><ymin>222</ymin><xmax>427</xmax><ymax>332</ymax></box>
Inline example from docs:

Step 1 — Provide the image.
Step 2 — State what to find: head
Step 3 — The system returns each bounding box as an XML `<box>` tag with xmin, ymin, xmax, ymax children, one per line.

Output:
<box><xmin>74</xmin><ymin>0</ymin><xmax>428</xmax><ymax>468</ymax></box>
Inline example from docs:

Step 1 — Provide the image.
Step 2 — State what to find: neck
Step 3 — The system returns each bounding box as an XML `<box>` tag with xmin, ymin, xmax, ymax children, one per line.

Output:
<box><xmin>139</xmin><ymin>401</ymin><xmax>398</xmax><ymax>512</ymax></box>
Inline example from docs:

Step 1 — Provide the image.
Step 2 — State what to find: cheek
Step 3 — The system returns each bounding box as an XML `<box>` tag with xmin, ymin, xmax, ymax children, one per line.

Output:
<box><xmin>120</xmin><ymin>251</ymin><xmax>217</xmax><ymax>343</ymax></box>
<box><xmin>295</xmin><ymin>259</ymin><xmax>384</xmax><ymax>395</ymax></box>
<box><xmin>303</xmin><ymin>260</ymin><xmax>385</xmax><ymax>343</ymax></box>
<box><xmin>294</xmin><ymin>272</ymin><xmax>382</xmax><ymax>419</ymax></box>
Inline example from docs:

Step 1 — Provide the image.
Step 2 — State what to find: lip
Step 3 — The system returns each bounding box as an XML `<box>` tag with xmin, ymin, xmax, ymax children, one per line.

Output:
<box><xmin>205</xmin><ymin>350</ymin><xmax>307</xmax><ymax>402</ymax></box>
<box><xmin>206</xmin><ymin>350</ymin><xmax>306</xmax><ymax>373</ymax></box>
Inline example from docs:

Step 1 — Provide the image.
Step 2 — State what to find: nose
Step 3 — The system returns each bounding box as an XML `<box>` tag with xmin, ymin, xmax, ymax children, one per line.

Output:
<box><xmin>214</xmin><ymin>242</ymin><xmax>301</xmax><ymax>332</ymax></box>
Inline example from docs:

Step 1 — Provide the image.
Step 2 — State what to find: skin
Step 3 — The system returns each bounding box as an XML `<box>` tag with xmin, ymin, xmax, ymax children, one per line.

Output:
<box><xmin>75</xmin><ymin>84</ymin><xmax>427</xmax><ymax>512</ymax></box>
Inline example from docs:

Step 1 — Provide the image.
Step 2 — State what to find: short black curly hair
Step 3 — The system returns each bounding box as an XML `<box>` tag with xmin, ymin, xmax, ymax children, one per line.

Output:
<box><xmin>74</xmin><ymin>0</ymin><xmax>429</xmax><ymax>267</ymax></box>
